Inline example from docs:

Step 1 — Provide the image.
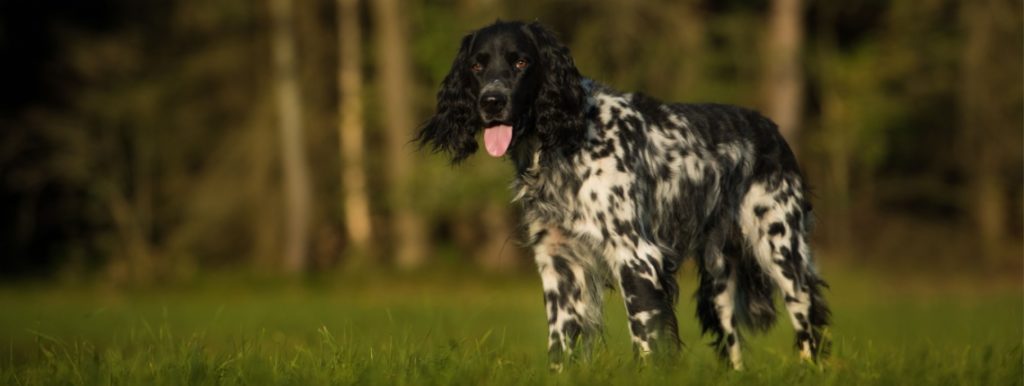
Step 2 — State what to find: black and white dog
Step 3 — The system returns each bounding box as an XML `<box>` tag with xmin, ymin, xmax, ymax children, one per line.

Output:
<box><xmin>416</xmin><ymin>21</ymin><xmax>830</xmax><ymax>369</ymax></box>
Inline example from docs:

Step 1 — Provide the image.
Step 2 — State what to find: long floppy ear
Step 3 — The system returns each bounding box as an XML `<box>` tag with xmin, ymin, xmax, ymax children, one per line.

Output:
<box><xmin>525</xmin><ymin>22</ymin><xmax>586</xmax><ymax>156</ymax></box>
<box><xmin>415</xmin><ymin>32</ymin><xmax>481</xmax><ymax>164</ymax></box>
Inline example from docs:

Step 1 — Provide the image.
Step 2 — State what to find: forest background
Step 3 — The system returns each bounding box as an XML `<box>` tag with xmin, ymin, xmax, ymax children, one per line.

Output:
<box><xmin>0</xmin><ymin>0</ymin><xmax>1020</xmax><ymax>282</ymax></box>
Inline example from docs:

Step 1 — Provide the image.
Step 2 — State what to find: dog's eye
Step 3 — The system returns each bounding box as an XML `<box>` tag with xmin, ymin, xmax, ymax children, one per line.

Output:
<box><xmin>470</xmin><ymin>63</ymin><xmax>483</xmax><ymax>73</ymax></box>
<box><xmin>514</xmin><ymin>59</ymin><xmax>529</xmax><ymax>70</ymax></box>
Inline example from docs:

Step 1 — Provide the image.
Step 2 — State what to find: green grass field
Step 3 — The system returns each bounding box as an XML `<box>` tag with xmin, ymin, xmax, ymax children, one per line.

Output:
<box><xmin>1</xmin><ymin>266</ymin><xmax>1020</xmax><ymax>385</ymax></box>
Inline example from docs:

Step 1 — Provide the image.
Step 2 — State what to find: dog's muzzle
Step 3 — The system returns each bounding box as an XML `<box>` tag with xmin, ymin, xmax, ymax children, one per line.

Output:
<box><xmin>479</xmin><ymin>81</ymin><xmax>511</xmax><ymax>121</ymax></box>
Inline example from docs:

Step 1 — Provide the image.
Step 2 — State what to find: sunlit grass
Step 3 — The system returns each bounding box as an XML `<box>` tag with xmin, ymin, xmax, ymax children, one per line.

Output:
<box><xmin>1</xmin><ymin>268</ymin><xmax>1020</xmax><ymax>385</ymax></box>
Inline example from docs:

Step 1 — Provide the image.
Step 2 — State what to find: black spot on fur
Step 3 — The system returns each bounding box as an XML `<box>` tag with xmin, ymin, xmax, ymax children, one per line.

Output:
<box><xmin>612</xmin><ymin>219</ymin><xmax>633</xmax><ymax>236</ymax></box>
<box><xmin>779</xmin><ymin>246</ymin><xmax>792</xmax><ymax>260</ymax></box>
<box><xmin>528</xmin><ymin>229</ymin><xmax>548</xmax><ymax>247</ymax></box>
<box><xmin>628</xmin><ymin>317</ymin><xmax>647</xmax><ymax>340</ymax></box>
<box><xmin>658</xmin><ymin>164</ymin><xmax>672</xmax><ymax>181</ymax></box>
<box><xmin>794</xmin><ymin>312</ymin><xmax>809</xmax><ymax>330</ymax></box>
<box><xmin>795</xmin><ymin>330</ymin><xmax>811</xmax><ymax>346</ymax></box>
<box><xmin>551</xmin><ymin>255</ymin><xmax>580</xmax><ymax>309</ymax></box>
<box><xmin>781</xmin><ymin>268</ymin><xmax>795</xmax><ymax>280</ymax></box>
<box><xmin>611</xmin><ymin>186</ymin><xmax>625</xmax><ymax>200</ymax></box>
<box><xmin>712</xmin><ymin>281</ymin><xmax>728</xmax><ymax>295</ymax></box>
<box><xmin>563</xmin><ymin>320</ymin><xmax>583</xmax><ymax>345</ymax></box>
<box><xmin>754</xmin><ymin>206</ymin><xmax>769</xmax><ymax>218</ymax></box>
<box><xmin>545</xmin><ymin>291</ymin><xmax>559</xmax><ymax>323</ymax></box>
<box><xmin>552</xmin><ymin>255</ymin><xmax>574</xmax><ymax>280</ymax></box>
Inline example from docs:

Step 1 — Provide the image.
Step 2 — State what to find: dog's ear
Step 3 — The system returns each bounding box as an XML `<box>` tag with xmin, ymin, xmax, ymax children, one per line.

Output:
<box><xmin>525</xmin><ymin>22</ymin><xmax>586</xmax><ymax>156</ymax></box>
<box><xmin>416</xmin><ymin>32</ymin><xmax>482</xmax><ymax>164</ymax></box>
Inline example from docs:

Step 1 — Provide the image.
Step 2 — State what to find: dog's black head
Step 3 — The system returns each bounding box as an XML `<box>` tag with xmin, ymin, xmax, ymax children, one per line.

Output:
<box><xmin>416</xmin><ymin>21</ymin><xmax>586</xmax><ymax>164</ymax></box>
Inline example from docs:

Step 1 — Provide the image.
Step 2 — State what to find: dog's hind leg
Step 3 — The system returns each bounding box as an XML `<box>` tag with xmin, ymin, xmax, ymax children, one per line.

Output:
<box><xmin>740</xmin><ymin>179</ymin><xmax>831</xmax><ymax>361</ymax></box>
<box><xmin>530</xmin><ymin>225</ymin><xmax>605</xmax><ymax>370</ymax></box>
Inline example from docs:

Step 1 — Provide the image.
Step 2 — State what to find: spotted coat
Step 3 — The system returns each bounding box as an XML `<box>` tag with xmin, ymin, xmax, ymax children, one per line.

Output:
<box><xmin>514</xmin><ymin>80</ymin><xmax>830</xmax><ymax>369</ymax></box>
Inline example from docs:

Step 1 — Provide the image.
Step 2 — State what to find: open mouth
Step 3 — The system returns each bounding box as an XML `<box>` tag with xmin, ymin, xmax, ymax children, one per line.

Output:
<box><xmin>482</xmin><ymin>122</ymin><xmax>513</xmax><ymax>157</ymax></box>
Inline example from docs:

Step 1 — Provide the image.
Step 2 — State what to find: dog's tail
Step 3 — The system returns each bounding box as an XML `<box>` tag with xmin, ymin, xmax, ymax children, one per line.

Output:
<box><xmin>695</xmin><ymin>243</ymin><xmax>777</xmax><ymax>357</ymax></box>
<box><xmin>731</xmin><ymin>251</ymin><xmax>777</xmax><ymax>333</ymax></box>
<box><xmin>695</xmin><ymin>245</ymin><xmax>777</xmax><ymax>339</ymax></box>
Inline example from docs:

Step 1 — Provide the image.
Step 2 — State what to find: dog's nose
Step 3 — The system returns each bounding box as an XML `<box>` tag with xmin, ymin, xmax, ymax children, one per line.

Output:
<box><xmin>480</xmin><ymin>93</ymin><xmax>508</xmax><ymax>116</ymax></box>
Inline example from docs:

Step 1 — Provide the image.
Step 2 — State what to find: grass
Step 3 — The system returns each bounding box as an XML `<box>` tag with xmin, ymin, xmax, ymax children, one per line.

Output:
<box><xmin>0</xmin><ymin>266</ymin><xmax>1020</xmax><ymax>385</ymax></box>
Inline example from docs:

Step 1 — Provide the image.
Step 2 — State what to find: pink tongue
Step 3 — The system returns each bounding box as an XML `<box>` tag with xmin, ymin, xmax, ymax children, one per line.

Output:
<box><xmin>483</xmin><ymin>124</ymin><xmax>513</xmax><ymax>157</ymax></box>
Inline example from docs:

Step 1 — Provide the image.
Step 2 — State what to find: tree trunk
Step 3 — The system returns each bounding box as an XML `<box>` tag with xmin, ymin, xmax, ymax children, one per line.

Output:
<box><xmin>814</xmin><ymin>4</ymin><xmax>852</xmax><ymax>257</ymax></box>
<box><xmin>269</xmin><ymin>0</ymin><xmax>312</xmax><ymax>274</ymax></box>
<box><xmin>960</xmin><ymin>0</ymin><xmax>1011</xmax><ymax>264</ymax></box>
<box><xmin>763</xmin><ymin>0</ymin><xmax>805</xmax><ymax>153</ymax></box>
<box><xmin>107</xmin><ymin>188</ymin><xmax>154</xmax><ymax>283</ymax></box>
<box><xmin>371</xmin><ymin>0</ymin><xmax>427</xmax><ymax>269</ymax></box>
<box><xmin>677</xmin><ymin>0</ymin><xmax>706</xmax><ymax>97</ymax></box>
<box><xmin>337</xmin><ymin>0</ymin><xmax>373</xmax><ymax>259</ymax></box>
<box><xmin>823</xmin><ymin>90</ymin><xmax>852</xmax><ymax>254</ymax></box>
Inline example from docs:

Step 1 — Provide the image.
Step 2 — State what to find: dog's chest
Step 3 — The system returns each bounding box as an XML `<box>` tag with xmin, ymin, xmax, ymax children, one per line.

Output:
<box><xmin>514</xmin><ymin>139</ymin><xmax>646</xmax><ymax>242</ymax></box>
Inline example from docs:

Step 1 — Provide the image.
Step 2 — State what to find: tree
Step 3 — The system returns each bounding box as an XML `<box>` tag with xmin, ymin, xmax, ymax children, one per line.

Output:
<box><xmin>337</xmin><ymin>0</ymin><xmax>373</xmax><ymax>259</ymax></box>
<box><xmin>268</xmin><ymin>0</ymin><xmax>313</xmax><ymax>273</ymax></box>
<box><xmin>764</xmin><ymin>0</ymin><xmax>805</xmax><ymax>152</ymax></box>
<box><xmin>959</xmin><ymin>0</ymin><xmax>1022</xmax><ymax>264</ymax></box>
<box><xmin>372</xmin><ymin>0</ymin><xmax>428</xmax><ymax>269</ymax></box>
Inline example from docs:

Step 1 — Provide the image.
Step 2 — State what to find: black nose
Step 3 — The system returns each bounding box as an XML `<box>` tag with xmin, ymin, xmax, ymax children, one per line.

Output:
<box><xmin>480</xmin><ymin>92</ymin><xmax>507</xmax><ymax>116</ymax></box>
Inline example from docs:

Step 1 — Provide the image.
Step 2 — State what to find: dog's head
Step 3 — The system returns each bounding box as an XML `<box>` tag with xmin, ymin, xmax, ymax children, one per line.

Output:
<box><xmin>416</xmin><ymin>21</ymin><xmax>586</xmax><ymax>164</ymax></box>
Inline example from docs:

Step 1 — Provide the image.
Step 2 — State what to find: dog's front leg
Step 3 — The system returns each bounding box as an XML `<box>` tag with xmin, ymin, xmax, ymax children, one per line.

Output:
<box><xmin>530</xmin><ymin>225</ymin><xmax>604</xmax><ymax>370</ymax></box>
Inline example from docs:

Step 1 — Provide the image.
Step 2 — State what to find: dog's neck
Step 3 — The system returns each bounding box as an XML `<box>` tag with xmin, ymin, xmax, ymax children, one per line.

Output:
<box><xmin>510</xmin><ymin>78</ymin><xmax>596</xmax><ymax>176</ymax></box>
<box><xmin>510</xmin><ymin>134</ymin><xmax>541</xmax><ymax>175</ymax></box>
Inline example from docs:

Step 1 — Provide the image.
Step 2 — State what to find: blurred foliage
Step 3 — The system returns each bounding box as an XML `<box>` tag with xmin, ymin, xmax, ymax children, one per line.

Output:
<box><xmin>0</xmin><ymin>0</ymin><xmax>1020</xmax><ymax>280</ymax></box>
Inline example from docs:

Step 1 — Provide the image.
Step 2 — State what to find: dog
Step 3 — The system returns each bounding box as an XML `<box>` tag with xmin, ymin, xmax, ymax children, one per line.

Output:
<box><xmin>416</xmin><ymin>20</ymin><xmax>830</xmax><ymax>370</ymax></box>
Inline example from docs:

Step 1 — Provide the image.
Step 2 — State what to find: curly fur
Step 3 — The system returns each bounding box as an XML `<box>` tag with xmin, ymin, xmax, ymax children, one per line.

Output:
<box><xmin>523</xmin><ymin>23</ymin><xmax>587</xmax><ymax>158</ymax></box>
<box><xmin>417</xmin><ymin>20</ymin><xmax>831</xmax><ymax>370</ymax></box>
<box><xmin>416</xmin><ymin>33</ymin><xmax>482</xmax><ymax>163</ymax></box>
